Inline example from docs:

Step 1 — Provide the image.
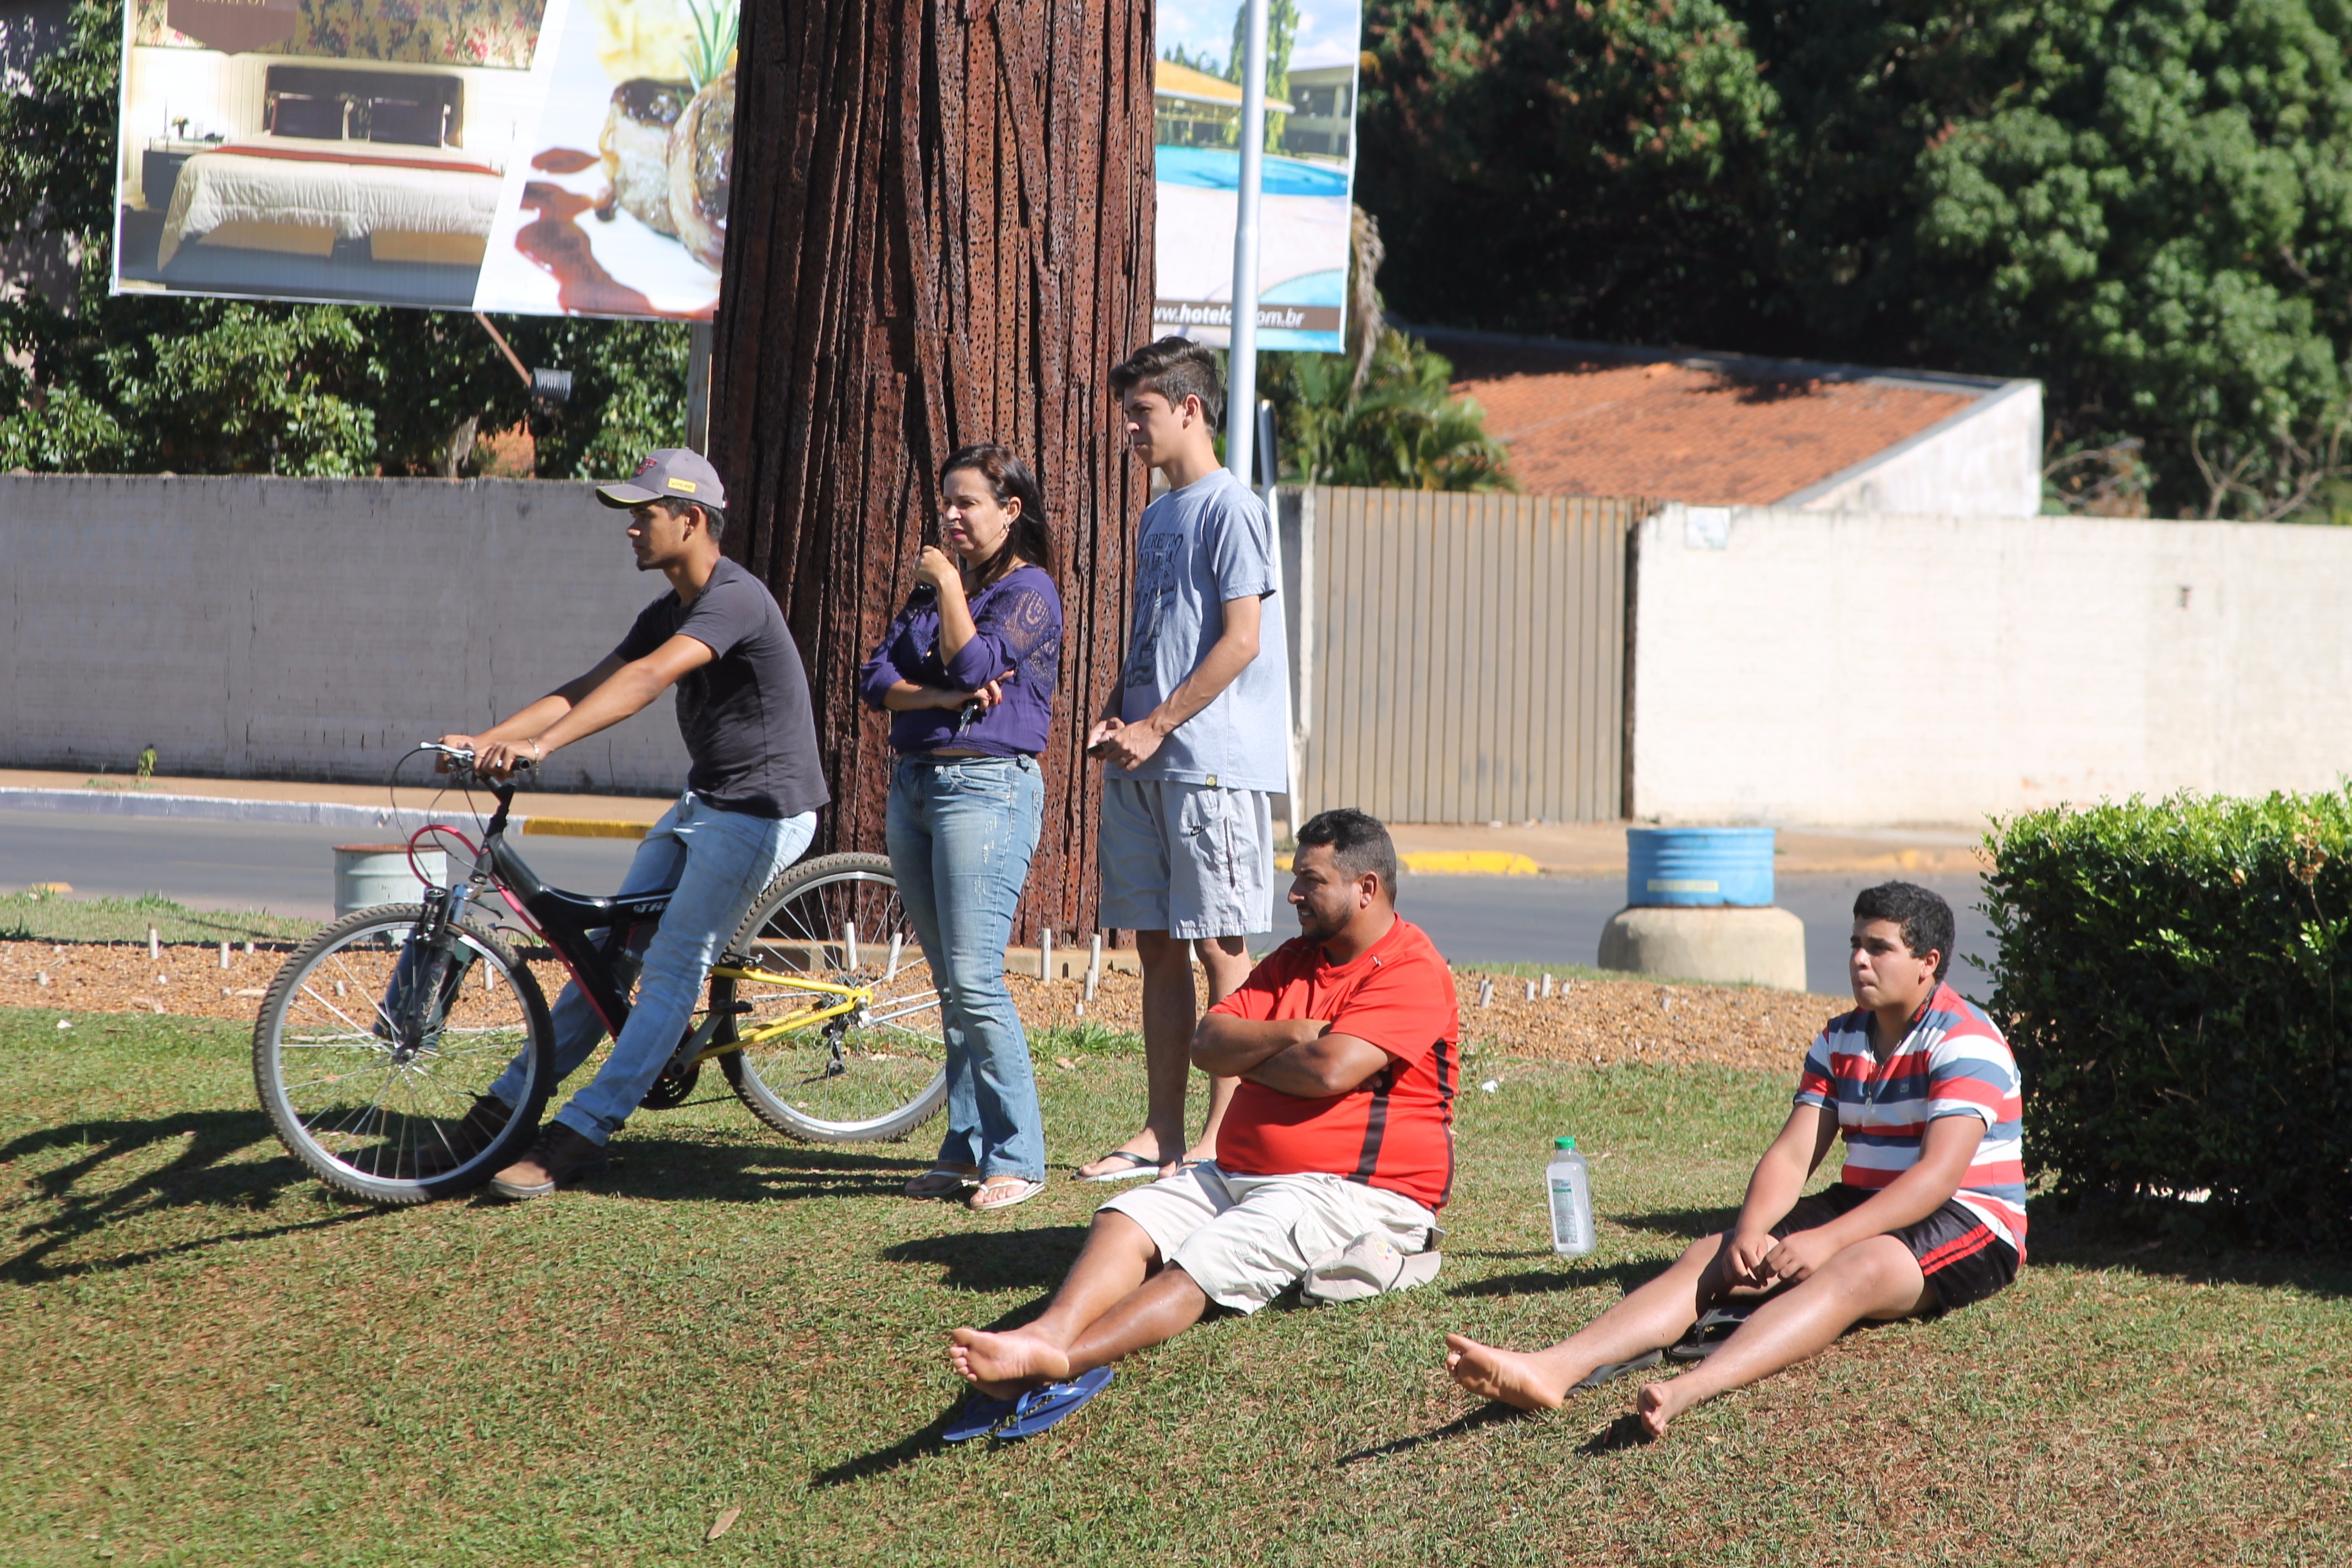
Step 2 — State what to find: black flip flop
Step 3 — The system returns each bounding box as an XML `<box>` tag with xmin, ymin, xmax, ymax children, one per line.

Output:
<box><xmin>1666</xmin><ymin>1304</ymin><xmax>1756</xmax><ymax>1362</ymax></box>
<box><xmin>1573</xmin><ymin>1347</ymin><xmax>1664</xmax><ymax>1389</ymax></box>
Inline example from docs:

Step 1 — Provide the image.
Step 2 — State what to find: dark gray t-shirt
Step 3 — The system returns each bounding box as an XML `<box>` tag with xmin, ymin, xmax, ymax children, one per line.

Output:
<box><xmin>613</xmin><ymin>557</ymin><xmax>829</xmax><ymax>820</ymax></box>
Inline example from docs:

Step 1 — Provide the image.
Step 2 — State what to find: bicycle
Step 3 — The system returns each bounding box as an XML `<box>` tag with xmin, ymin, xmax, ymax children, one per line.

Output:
<box><xmin>252</xmin><ymin>744</ymin><xmax>948</xmax><ymax>1204</ymax></box>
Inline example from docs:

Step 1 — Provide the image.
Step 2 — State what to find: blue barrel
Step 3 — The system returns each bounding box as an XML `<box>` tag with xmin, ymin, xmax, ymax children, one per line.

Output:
<box><xmin>1627</xmin><ymin>828</ymin><xmax>1774</xmax><ymax>908</ymax></box>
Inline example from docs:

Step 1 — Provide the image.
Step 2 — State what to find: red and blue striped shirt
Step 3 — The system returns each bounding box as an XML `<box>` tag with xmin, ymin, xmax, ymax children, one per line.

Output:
<box><xmin>1794</xmin><ymin>983</ymin><xmax>2028</xmax><ymax>1258</ymax></box>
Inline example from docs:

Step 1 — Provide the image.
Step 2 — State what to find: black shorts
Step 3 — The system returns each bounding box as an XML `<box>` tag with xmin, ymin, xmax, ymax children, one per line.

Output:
<box><xmin>1771</xmin><ymin>1184</ymin><xmax>2019</xmax><ymax>1316</ymax></box>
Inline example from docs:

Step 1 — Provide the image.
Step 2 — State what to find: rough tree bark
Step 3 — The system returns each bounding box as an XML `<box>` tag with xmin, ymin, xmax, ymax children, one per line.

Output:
<box><xmin>710</xmin><ymin>0</ymin><xmax>1154</xmax><ymax>943</ymax></box>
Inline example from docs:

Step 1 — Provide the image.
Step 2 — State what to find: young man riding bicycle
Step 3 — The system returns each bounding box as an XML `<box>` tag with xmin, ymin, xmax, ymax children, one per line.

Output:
<box><xmin>437</xmin><ymin>449</ymin><xmax>829</xmax><ymax>1198</ymax></box>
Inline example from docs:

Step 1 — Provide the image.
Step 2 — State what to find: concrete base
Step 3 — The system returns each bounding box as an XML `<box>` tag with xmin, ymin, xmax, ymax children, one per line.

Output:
<box><xmin>1598</xmin><ymin>905</ymin><xmax>1808</xmax><ymax>991</ymax></box>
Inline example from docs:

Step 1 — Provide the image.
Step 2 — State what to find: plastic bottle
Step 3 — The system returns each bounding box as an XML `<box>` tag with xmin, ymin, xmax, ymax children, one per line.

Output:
<box><xmin>1548</xmin><ymin>1136</ymin><xmax>1595</xmax><ymax>1257</ymax></box>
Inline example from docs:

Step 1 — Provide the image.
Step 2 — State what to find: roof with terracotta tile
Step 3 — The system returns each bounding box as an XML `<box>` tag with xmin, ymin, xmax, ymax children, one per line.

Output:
<box><xmin>1419</xmin><ymin>327</ymin><xmax>2012</xmax><ymax>505</ymax></box>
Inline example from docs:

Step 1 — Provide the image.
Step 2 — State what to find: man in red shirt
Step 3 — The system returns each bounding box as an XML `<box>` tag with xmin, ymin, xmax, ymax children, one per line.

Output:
<box><xmin>948</xmin><ymin>809</ymin><xmax>1459</xmax><ymax>1407</ymax></box>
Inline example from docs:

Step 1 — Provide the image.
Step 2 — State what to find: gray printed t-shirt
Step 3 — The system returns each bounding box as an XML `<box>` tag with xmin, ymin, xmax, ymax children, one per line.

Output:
<box><xmin>613</xmin><ymin>557</ymin><xmax>830</xmax><ymax>820</ymax></box>
<box><xmin>1116</xmin><ymin>467</ymin><xmax>1289</xmax><ymax>791</ymax></box>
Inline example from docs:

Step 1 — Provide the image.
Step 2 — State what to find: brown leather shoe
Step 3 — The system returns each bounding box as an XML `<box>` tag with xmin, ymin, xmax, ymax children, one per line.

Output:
<box><xmin>409</xmin><ymin>1094</ymin><xmax>519</xmax><ymax>1178</ymax></box>
<box><xmin>488</xmin><ymin>1123</ymin><xmax>608</xmax><ymax>1200</ymax></box>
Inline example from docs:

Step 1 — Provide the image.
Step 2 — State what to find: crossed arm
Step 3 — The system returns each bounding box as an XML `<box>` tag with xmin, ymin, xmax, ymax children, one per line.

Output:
<box><xmin>449</xmin><ymin>635</ymin><xmax>712</xmax><ymax>775</ymax></box>
<box><xmin>1724</xmin><ymin>1102</ymin><xmax>1988</xmax><ymax>1287</ymax></box>
<box><xmin>1190</xmin><ymin>1011</ymin><xmax>1394</xmax><ymax>1098</ymax></box>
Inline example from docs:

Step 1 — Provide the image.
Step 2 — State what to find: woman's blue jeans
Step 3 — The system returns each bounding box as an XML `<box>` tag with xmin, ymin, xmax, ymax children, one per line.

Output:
<box><xmin>491</xmin><ymin>792</ymin><xmax>815</xmax><ymax>1145</ymax></box>
<box><xmin>886</xmin><ymin>753</ymin><xmax>1047</xmax><ymax>1182</ymax></box>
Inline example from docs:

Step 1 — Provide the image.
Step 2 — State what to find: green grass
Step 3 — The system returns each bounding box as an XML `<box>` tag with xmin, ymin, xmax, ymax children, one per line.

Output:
<box><xmin>2</xmin><ymin>1009</ymin><xmax>2347</xmax><ymax>1566</ymax></box>
<box><xmin>0</xmin><ymin>890</ymin><xmax>318</xmax><ymax>946</ymax></box>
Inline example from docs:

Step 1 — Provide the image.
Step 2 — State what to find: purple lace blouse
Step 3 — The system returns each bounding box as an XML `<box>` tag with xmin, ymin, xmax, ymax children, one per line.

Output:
<box><xmin>857</xmin><ymin>564</ymin><xmax>1064</xmax><ymax>756</ymax></box>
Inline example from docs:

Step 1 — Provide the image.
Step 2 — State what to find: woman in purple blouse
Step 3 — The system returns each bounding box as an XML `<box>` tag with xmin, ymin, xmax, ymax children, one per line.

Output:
<box><xmin>858</xmin><ymin>444</ymin><xmax>1064</xmax><ymax>1211</ymax></box>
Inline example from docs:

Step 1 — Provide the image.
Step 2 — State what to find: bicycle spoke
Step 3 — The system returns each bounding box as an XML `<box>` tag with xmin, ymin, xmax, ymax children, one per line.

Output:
<box><xmin>258</xmin><ymin>907</ymin><xmax>545</xmax><ymax>1197</ymax></box>
<box><xmin>296</xmin><ymin>983</ymin><xmax>375</xmax><ymax>1038</ymax></box>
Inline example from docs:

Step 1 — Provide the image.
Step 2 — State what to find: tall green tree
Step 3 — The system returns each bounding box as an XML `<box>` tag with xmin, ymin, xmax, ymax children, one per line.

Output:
<box><xmin>1229</xmin><ymin>0</ymin><xmax>1300</xmax><ymax>150</ymax></box>
<box><xmin>1261</xmin><ymin>208</ymin><xmax>1516</xmax><ymax>491</ymax></box>
<box><xmin>1</xmin><ymin>0</ymin><xmax>688</xmax><ymax>477</ymax></box>
<box><xmin>1360</xmin><ymin>0</ymin><xmax>2352</xmax><ymax>518</ymax></box>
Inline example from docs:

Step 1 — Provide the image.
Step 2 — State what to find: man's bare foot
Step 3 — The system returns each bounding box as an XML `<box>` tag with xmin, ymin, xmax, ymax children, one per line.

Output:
<box><xmin>947</xmin><ymin>1328</ymin><xmax>1071</xmax><ymax>1400</ymax></box>
<box><xmin>1442</xmin><ymin>1333</ymin><xmax>1571</xmax><ymax>1411</ymax></box>
<box><xmin>1635</xmin><ymin>1379</ymin><xmax>1689</xmax><ymax>1439</ymax></box>
<box><xmin>1075</xmin><ymin>1140</ymin><xmax>1174</xmax><ymax>1181</ymax></box>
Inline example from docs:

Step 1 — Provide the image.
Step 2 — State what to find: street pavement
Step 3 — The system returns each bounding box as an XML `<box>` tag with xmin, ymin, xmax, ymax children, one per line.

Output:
<box><xmin>1</xmin><ymin>809</ymin><xmax>1994</xmax><ymax>993</ymax></box>
<box><xmin>0</xmin><ymin>808</ymin><xmax>642</xmax><ymax>921</ymax></box>
<box><xmin>1400</xmin><ymin>870</ymin><xmax>1995</xmax><ymax>995</ymax></box>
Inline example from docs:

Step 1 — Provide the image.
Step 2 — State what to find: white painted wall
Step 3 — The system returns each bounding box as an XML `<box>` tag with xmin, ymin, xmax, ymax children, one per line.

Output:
<box><xmin>1782</xmin><ymin>380</ymin><xmax>2043</xmax><ymax>519</ymax></box>
<box><xmin>1632</xmin><ymin>503</ymin><xmax>2352</xmax><ymax>825</ymax></box>
<box><xmin>0</xmin><ymin>475</ymin><xmax>692</xmax><ymax>793</ymax></box>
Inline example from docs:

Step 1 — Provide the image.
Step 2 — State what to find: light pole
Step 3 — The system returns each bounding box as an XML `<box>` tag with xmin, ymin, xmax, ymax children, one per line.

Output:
<box><xmin>1223</xmin><ymin>0</ymin><xmax>1268</xmax><ymax>485</ymax></box>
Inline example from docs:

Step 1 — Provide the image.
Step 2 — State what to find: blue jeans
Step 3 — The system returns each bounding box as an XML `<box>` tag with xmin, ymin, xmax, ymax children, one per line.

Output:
<box><xmin>492</xmin><ymin>793</ymin><xmax>815</xmax><ymax>1145</ymax></box>
<box><xmin>886</xmin><ymin>753</ymin><xmax>1047</xmax><ymax>1182</ymax></box>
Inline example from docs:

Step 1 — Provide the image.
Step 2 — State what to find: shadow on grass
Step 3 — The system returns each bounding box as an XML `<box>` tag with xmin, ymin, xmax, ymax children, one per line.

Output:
<box><xmin>1449</xmin><ymin>1259</ymin><xmax>1656</xmax><ymax>1297</ymax></box>
<box><xmin>590</xmin><ymin>1132</ymin><xmax>930</xmax><ymax>1202</ymax></box>
<box><xmin>0</xmin><ymin>1108</ymin><xmax>373</xmax><ymax>1284</ymax></box>
<box><xmin>1336</xmin><ymin>1402</ymin><xmax>1528</xmax><ymax>1465</ymax></box>
<box><xmin>2026</xmin><ymin>1215</ymin><xmax>2352</xmax><ymax>1300</ymax></box>
<box><xmin>1611</xmin><ymin>1205</ymin><xmax>1739</xmax><ymax>1240</ymax></box>
<box><xmin>881</xmin><ymin>1225</ymin><xmax>1090</xmax><ymax>1293</ymax></box>
<box><xmin>809</xmin><ymin>1413</ymin><xmax>957</xmax><ymax>1489</ymax></box>
<box><xmin>1579</xmin><ymin>1413</ymin><xmax>1654</xmax><ymax>1453</ymax></box>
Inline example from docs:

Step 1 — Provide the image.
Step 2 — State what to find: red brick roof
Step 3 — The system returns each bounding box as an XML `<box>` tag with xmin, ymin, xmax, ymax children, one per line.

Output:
<box><xmin>1432</xmin><ymin>335</ymin><xmax>1982</xmax><ymax>505</ymax></box>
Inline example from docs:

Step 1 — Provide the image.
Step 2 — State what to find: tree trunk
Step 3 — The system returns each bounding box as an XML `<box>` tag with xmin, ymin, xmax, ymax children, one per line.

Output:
<box><xmin>711</xmin><ymin>0</ymin><xmax>1153</xmax><ymax>943</ymax></box>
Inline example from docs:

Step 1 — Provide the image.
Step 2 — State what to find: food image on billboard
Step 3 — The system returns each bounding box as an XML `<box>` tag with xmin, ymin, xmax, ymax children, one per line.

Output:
<box><xmin>112</xmin><ymin>0</ymin><xmax>556</xmax><ymax>308</ymax></box>
<box><xmin>470</xmin><ymin>0</ymin><xmax>734</xmax><ymax>319</ymax></box>
<box><xmin>1152</xmin><ymin>0</ymin><xmax>1362</xmax><ymax>353</ymax></box>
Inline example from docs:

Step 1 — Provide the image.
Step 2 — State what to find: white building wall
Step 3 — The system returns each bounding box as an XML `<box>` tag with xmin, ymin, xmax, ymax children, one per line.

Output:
<box><xmin>1632</xmin><ymin>503</ymin><xmax>2352</xmax><ymax>825</ymax></box>
<box><xmin>1784</xmin><ymin>380</ymin><xmax>2044</xmax><ymax>519</ymax></box>
<box><xmin>0</xmin><ymin>475</ymin><xmax>692</xmax><ymax>792</ymax></box>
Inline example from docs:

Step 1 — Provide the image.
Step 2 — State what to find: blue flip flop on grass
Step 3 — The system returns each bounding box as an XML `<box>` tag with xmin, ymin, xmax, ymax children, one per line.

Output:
<box><xmin>941</xmin><ymin>1389</ymin><xmax>1022</xmax><ymax>1443</ymax></box>
<box><xmin>992</xmin><ymin>1368</ymin><xmax>1114</xmax><ymax>1442</ymax></box>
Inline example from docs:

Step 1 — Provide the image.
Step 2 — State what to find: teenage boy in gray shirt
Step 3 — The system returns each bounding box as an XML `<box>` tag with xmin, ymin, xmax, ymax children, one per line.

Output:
<box><xmin>1080</xmin><ymin>337</ymin><xmax>1290</xmax><ymax>1180</ymax></box>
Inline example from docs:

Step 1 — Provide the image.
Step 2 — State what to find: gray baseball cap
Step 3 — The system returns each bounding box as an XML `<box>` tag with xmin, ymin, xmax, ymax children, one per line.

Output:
<box><xmin>595</xmin><ymin>448</ymin><xmax>727</xmax><ymax>511</ymax></box>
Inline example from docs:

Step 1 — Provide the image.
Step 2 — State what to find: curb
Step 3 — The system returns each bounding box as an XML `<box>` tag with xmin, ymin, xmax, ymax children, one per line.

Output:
<box><xmin>0</xmin><ymin>787</ymin><xmax>656</xmax><ymax>841</ymax></box>
<box><xmin>0</xmin><ymin>787</ymin><xmax>451</xmax><ymax>836</ymax></box>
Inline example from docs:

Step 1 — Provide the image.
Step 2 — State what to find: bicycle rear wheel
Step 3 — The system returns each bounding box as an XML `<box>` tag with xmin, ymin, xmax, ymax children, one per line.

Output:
<box><xmin>253</xmin><ymin>905</ymin><xmax>553</xmax><ymax>1202</ymax></box>
<box><xmin>717</xmin><ymin>853</ymin><xmax>947</xmax><ymax>1142</ymax></box>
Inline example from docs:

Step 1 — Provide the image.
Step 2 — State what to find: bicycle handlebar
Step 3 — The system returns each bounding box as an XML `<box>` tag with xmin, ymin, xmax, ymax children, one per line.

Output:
<box><xmin>417</xmin><ymin>741</ymin><xmax>535</xmax><ymax>798</ymax></box>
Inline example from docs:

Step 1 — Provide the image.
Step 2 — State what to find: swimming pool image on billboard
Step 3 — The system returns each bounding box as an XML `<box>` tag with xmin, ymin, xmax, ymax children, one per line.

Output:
<box><xmin>1151</xmin><ymin>0</ymin><xmax>1362</xmax><ymax>353</ymax></box>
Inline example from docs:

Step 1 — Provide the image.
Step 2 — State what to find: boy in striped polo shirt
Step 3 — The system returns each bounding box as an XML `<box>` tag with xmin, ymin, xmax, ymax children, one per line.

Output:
<box><xmin>1444</xmin><ymin>881</ymin><xmax>2024</xmax><ymax>1439</ymax></box>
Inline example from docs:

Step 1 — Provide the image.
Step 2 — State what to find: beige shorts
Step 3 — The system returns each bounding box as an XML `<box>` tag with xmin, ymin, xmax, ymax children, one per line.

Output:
<box><xmin>1097</xmin><ymin>777</ymin><xmax>1275</xmax><ymax>939</ymax></box>
<box><xmin>1099</xmin><ymin>1163</ymin><xmax>1436</xmax><ymax>1313</ymax></box>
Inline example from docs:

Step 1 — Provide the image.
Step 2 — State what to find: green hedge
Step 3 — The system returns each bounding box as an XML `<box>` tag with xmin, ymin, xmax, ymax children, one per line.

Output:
<box><xmin>1985</xmin><ymin>790</ymin><xmax>2352</xmax><ymax>1248</ymax></box>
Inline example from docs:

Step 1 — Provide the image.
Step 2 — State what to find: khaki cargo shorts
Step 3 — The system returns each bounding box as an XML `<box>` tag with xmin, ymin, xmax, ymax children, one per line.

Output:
<box><xmin>1099</xmin><ymin>1162</ymin><xmax>1436</xmax><ymax>1314</ymax></box>
<box><xmin>1097</xmin><ymin>777</ymin><xmax>1274</xmax><ymax>939</ymax></box>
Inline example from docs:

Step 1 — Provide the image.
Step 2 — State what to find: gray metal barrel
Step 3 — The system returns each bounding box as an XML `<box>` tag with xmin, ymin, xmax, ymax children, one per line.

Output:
<box><xmin>333</xmin><ymin>843</ymin><xmax>446</xmax><ymax>918</ymax></box>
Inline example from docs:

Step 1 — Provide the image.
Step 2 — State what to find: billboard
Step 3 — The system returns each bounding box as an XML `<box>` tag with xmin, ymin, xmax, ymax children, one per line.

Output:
<box><xmin>113</xmin><ymin>0</ymin><xmax>1363</xmax><ymax>349</ymax></box>
<box><xmin>112</xmin><ymin>0</ymin><xmax>733</xmax><ymax>317</ymax></box>
<box><xmin>1152</xmin><ymin>0</ymin><xmax>1363</xmax><ymax>353</ymax></box>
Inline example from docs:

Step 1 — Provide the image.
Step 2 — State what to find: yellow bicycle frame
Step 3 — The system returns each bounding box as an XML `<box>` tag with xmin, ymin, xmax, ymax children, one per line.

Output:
<box><xmin>701</xmin><ymin>965</ymin><xmax>874</xmax><ymax>1052</ymax></box>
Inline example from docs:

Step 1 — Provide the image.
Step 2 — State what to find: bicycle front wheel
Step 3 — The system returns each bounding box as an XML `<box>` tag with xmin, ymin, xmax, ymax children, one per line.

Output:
<box><xmin>717</xmin><ymin>853</ymin><xmax>947</xmax><ymax>1142</ymax></box>
<box><xmin>253</xmin><ymin>905</ymin><xmax>553</xmax><ymax>1202</ymax></box>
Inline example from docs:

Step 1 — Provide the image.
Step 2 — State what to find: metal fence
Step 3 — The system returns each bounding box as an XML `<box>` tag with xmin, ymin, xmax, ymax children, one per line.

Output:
<box><xmin>1286</xmin><ymin>486</ymin><xmax>1651</xmax><ymax>825</ymax></box>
